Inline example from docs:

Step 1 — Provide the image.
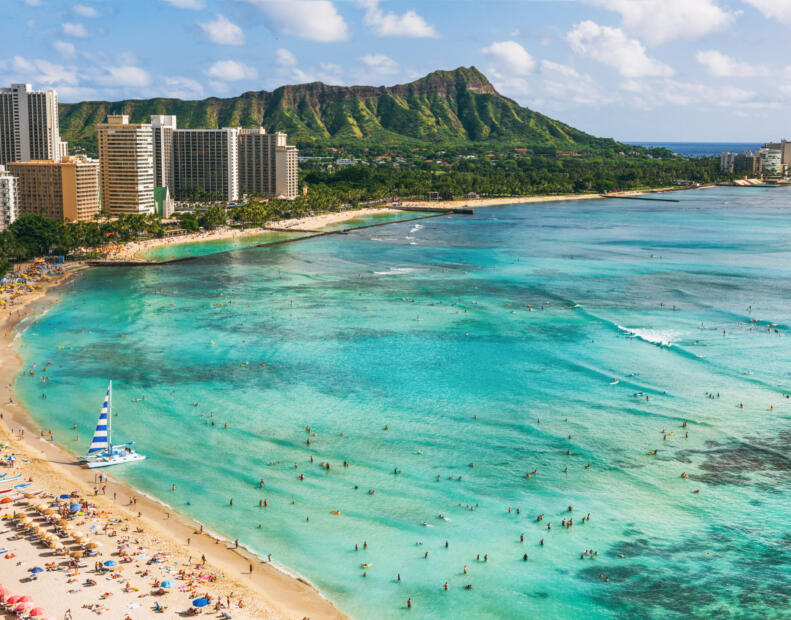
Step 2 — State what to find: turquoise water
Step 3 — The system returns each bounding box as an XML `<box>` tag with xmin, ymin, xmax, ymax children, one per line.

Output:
<box><xmin>15</xmin><ymin>187</ymin><xmax>791</xmax><ymax>619</ymax></box>
<box><xmin>142</xmin><ymin>211</ymin><xmax>425</xmax><ymax>262</ymax></box>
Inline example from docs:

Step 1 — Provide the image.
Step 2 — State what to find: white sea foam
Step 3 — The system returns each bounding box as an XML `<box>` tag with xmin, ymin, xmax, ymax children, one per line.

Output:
<box><xmin>618</xmin><ymin>325</ymin><xmax>676</xmax><ymax>347</ymax></box>
<box><xmin>373</xmin><ymin>267</ymin><xmax>422</xmax><ymax>276</ymax></box>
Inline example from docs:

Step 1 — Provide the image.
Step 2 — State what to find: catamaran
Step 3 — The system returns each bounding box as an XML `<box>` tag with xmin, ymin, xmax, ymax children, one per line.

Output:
<box><xmin>79</xmin><ymin>381</ymin><xmax>145</xmax><ymax>469</ymax></box>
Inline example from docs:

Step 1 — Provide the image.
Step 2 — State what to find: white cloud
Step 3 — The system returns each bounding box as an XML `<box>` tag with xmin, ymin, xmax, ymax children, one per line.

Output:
<box><xmin>622</xmin><ymin>78</ymin><xmax>757</xmax><ymax>109</ymax></box>
<box><xmin>161</xmin><ymin>0</ymin><xmax>205</xmax><ymax>9</ymax></box>
<box><xmin>163</xmin><ymin>76</ymin><xmax>204</xmax><ymax>99</ymax></box>
<box><xmin>358</xmin><ymin>0</ymin><xmax>438</xmax><ymax>38</ymax></box>
<box><xmin>361</xmin><ymin>53</ymin><xmax>399</xmax><ymax>75</ymax></box>
<box><xmin>56</xmin><ymin>86</ymin><xmax>99</xmax><ymax>100</ymax></box>
<box><xmin>53</xmin><ymin>40</ymin><xmax>77</xmax><ymax>58</ymax></box>
<box><xmin>744</xmin><ymin>0</ymin><xmax>791</xmax><ymax>23</ymax></box>
<box><xmin>274</xmin><ymin>49</ymin><xmax>344</xmax><ymax>84</ymax></box>
<box><xmin>539</xmin><ymin>60</ymin><xmax>612</xmax><ymax>105</ymax></box>
<box><xmin>276</xmin><ymin>48</ymin><xmax>299</xmax><ymax>69</ymax></box>
<box><xmin>240</xmin><ymin>0</ymin><xmax>349</xmax><ymax>42</ymax></box>
<box><xmin>73</xmin><ymin>4</ymin><xmax>98</xmax><ymax>17</ymax></box>
<box><xmin>199</xmin><ymin>14</ymin><xmax>245</xmax><ymax>45</ymax></box>
<box><xmin>11</xmin><ymin>56</ymin><xmax>78</xmax><ymax>85</ymax></box>
<box><xmin>696</xmin><ymin>50</ymin><xmax>767</xmax><ymax>77</ymax></box>
<box><xmin>98</xmin><ymin>65</ymin><xmax>151</xmax><ymax>87</ymax></box>
<box><xmin>589</xmin><ymin>0</ymin><xmax>732</xmax><ymax>45</ymax></box>
<box><xmin>62</xmin><ymin>22</ymin><xmax>89</xmax><ymax>38</ymax></box>
<box><xmin>481</xmin><ymin>41</ymin><xmax>535</xmax><ymax>76</ymax></box>
<box><xmin>207</xmin><ymin>60</ymin><xmax>257</xmax><ymax>81</ymax></box>
<box><xmin>567</xmin><ymin>21</ymin><xmax>674</xmax><ymax>78</ymax></box>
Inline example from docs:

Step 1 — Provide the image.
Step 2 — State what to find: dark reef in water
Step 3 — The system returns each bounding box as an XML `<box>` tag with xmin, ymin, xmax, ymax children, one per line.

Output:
<box><xmin>675</xmin><ymin>430</ymin><xmax>791</xmax><ymax>487</ymax></box>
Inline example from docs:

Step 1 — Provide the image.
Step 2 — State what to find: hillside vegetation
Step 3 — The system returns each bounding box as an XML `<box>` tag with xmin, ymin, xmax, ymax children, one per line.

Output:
<box><xmin>59</xmin><ymin>67</ymin><xmax>623</xmax><ymax>153</ymax></box>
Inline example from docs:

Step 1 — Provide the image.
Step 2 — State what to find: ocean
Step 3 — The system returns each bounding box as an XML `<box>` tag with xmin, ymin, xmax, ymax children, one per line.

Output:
<box><xmin>626</xmin><ymin>142</ymin><xmax>763</xmax><ymax>157</ymax></box>
<box><xmin>15</xmin><ymin>187</ymin><xmax>791</xmax><ymax>618</ymax></box>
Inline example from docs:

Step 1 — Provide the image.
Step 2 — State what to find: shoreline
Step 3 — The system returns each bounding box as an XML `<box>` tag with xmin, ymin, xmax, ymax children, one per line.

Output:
<box><xmin>0</xmin><ymin>270</ymin><xmax>346</xmax><ymax>619</ymax></box>
<box><xmin>107</xmin><ymin>186</ymin><xmax>707</xmax><ymax>263</ymax></box>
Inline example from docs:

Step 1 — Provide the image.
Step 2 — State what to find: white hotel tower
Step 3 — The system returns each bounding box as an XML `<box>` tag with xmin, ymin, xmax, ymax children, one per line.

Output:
<box><xmin>0</xmin><ymin>83</ymin><xmax>65</xmax><ymax>165</ymax></box>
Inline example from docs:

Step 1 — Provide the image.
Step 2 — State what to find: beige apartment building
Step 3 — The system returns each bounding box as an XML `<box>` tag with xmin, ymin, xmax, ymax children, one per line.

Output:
<box><xmin>97</xmin><ymin>115</ymin><xmax>155</xmax><ymax>215</ymax></box>
<box><xmin>274</xmin><ymin>144</ymin><xmax>299</xmax><ymax>199</ymax></box>
<box><xmin>7</xmin><ymin>156</ymin><xmax>100</xmax><ymax>222</ymax></box>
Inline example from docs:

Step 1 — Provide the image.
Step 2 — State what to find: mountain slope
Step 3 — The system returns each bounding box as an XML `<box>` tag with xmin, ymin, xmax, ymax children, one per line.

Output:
<box><xmin>59</xmin><ymin>67</ymin><xmax>616</xmax><ymax>151</ymax></box>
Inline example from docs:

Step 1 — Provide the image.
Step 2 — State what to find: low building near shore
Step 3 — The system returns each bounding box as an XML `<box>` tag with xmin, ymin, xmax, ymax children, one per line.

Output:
<box><xmin>7</xmin><ymin>156</ymin><xmax>100</xmax><ymax>222</ymax></box>
<box><xmin>0</xmin><ymin>165</ymin><xmax>19</xmax><ymax>230</ymax></box>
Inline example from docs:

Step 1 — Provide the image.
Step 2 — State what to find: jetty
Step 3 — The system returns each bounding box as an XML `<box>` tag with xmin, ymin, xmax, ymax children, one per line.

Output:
<box><xmin>610</xmin><ymin>195</ymin><xmax>680</xmax><ymax>203</ymax></box>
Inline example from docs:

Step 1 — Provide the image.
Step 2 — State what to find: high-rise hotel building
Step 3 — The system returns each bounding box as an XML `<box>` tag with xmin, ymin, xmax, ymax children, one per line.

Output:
<box><xmin>151</xmin><ymin>115</ymin><xmax>176</xmax><ymax>193</ymax></box>
<box><xmin>7</xmin><ymin>156</ymin><xmax>100</xmax><ymax>222</ymax></box>
<box><xmin>0</xmin><ymin>83</ymin><xmax>64</xmax><ymax>165</ymax></box>
<box><xmin>237</xmin><ymin>128</ymin><xmax>298</xmax><ymax>199</ymax></box>
<box><xmin>97</xmin><ymin>115</ymin><xmax>155</xmax><ymax>215</ymax></box>
<box><xmin>172</xmin><ymin>128</ymin><xmax>239</xmax><ymax>203</ymax></box>
<box><xmin>0</xmin><ymin>165</ymin><xmax>19</xmax><ymax>231</ymax></box>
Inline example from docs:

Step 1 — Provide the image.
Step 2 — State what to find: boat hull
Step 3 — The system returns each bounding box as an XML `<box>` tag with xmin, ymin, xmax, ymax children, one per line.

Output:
<box><xmin>81</xmin><ymin>452</ymin><xmax>146</xmax><ymax>469</ymax></box>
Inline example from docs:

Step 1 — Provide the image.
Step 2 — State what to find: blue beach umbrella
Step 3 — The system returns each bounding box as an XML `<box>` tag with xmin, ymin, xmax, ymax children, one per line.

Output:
<box><xmin>160</xmin><ymin>580</ymin><xmax>174</xmax><ymax>588</ymax></box>
<box><xmin>69</xmin><ymin>504</ymin><xmax>81</xmax><ymax>512</ymax></box>
<box><xmin>30</xmin><ymin>567</ymin><xmax>43</xmax><ymax>573</ymax></box>
<box><xmin>103</xmin><ymin>560</ymin><xmax>117</xmax><ymax>567</ymax></box>
<box><xmin>192</xmin><ymin>598</ymin><xmax>209</xmax><ymax>608</ymax></box>
<box><xmin>59</xmin><ymin>494</ymin><xmax>71</xmax><ymax>500</ymax></box>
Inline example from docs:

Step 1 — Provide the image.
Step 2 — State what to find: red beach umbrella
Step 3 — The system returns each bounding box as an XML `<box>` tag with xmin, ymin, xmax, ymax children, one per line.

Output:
<box><xmin>16</xmin><ymin>595</ymin><xmax>33</xmax><ymax>603</ymax></box>
<box><xmin>29</xmin><ymin>608</ymin><xmax>47</xmax><ymax>617</ymax></box>
<box><xmin>13</xmin><ymin>602</ymin><xmax>31</xmax><ymax>613</ymax></box>
<box><xmin>6</xmin><ymin>595</ymin><xmax>21</xmax><ymax>604</ymax></box>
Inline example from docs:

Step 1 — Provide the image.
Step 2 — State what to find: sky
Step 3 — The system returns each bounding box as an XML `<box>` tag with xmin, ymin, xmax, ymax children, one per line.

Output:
<box><xmin>2</xmin><ymin>0</ymin><xmax>791</xmax><ymax>141</ymax></box>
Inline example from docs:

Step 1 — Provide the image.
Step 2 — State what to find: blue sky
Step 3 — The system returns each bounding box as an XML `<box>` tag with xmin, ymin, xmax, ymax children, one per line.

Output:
<box><xmin>2</xmin><ymin>0</ymin><xmax>790</xmax><ymax>141</ymax></box>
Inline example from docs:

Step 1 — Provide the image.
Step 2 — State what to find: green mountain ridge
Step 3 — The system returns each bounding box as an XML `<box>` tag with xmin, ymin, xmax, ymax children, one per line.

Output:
<box><xmin>59</xmin><ymin>67</ymin><xmax>619</xmax><ymax>152</ymax></box>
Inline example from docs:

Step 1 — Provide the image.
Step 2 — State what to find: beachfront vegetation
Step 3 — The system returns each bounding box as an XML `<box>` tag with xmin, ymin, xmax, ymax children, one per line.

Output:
<box><xmin>297</xmin><ymin>150</ymin><xmax>720</xmax><ymax>201</ymax></box>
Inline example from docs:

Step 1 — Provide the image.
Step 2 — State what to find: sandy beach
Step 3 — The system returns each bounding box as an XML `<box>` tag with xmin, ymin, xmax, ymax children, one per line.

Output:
<box><xmin>0</xmin><ymin>271</ymin><xmax>346</xmax><ymax>620</ymax></box>
<box><xmin>110</xmin><ymin>208</ymin><xmax>401</xmax><ymax>262</ymax></box>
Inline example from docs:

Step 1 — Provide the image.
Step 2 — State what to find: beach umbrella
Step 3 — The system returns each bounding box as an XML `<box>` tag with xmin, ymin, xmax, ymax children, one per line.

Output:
<box><xmin>16</xmin><ymin>595</ymin><xmax>32</xmax><ymax>603</ymax></box>
<box><xmin>70</xmin><ymin>551</ymin><xmax>83</xmax><ymax>558</ymax></box>
<box><xmin>13</xmin><ymin>602</ymin><xmax>32</xmax><ymax>613</ymax></box>
<box><xmin>0</xmin><ymin>497</ymin><xmax>11</xmax><ymax>504</ymax></box>
<box><xmin>58</xmin><ymin>494</ymin><xmax>70</xmax><ymax>500</ymax></box>
<box><xmin>192</xmin><ymin>597</ymin><xmax>209</xmax><ymax>608</ymax></box>
<box><xmin>86</xmin><ymin>542</ymin><xmax>99</xmax><ymax>549</ymax></box>
<box><xmin>6</xmin><ymin>595</ymin><xmax>21</xmax><ymax>605</ymax></box>
<box><xmin>29</xmin><ymin>608</ymin><xmax>46</xmax><ymax>617</ymax></box>
<box><xmin>103</xmin><ymin>560</ymin><xmax>117</xmax><ymax>567</ymax></box>
<box><xmin>160</xmin><ymin>580</ymin><xmax>174</xmax><ymax>588</ymax></box>
<box><xmin>69</xmin><ymin>504</ymin><xmax>81</xmax><ymax>512</ymax></box>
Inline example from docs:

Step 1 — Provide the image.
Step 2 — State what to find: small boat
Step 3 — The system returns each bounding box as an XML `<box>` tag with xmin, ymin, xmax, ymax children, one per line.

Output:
<box><xmin>79</xmin><ymin>381</ymin><xmax>145</xmax><ymax>469</ymax></box>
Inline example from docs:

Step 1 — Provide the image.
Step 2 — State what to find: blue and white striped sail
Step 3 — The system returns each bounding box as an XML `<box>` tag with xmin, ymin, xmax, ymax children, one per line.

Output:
<box><xmin>88</xmin><ymin>383</ymin><xmax>111</xmax><ymax>454</ymax></box>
